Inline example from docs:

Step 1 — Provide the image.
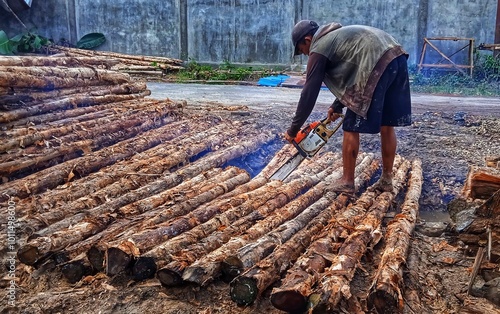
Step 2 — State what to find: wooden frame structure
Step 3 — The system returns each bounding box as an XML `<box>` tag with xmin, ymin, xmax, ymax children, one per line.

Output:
<box><xmin>418</xmin><ymin>37</ymin><xmax>475</xmax><ymax>76</ymax></box>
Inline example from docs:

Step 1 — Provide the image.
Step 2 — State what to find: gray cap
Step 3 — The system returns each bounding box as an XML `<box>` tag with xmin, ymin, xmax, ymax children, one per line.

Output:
<box><xmin>292</xmin><ymin>20</ymin><xmax>319</xmax><ymax>55</ymax></box>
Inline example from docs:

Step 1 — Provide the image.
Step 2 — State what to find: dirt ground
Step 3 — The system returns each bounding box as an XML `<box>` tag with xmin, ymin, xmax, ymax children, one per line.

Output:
<box><xmin>2</xmin><ymin>82</ymin><xmax>500</xmax><ymax>313</ymax></box>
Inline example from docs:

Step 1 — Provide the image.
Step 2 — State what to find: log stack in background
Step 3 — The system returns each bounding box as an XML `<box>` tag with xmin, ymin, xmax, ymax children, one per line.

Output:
<box><xmin>49</xmin><ymin>45</ymin><xmax>185</xmax><ymax>78</ymax></box>
<box><xmin>0</xmin><ymin>54</ymin><xmax>430</xmax><ymax>313</ymax></box>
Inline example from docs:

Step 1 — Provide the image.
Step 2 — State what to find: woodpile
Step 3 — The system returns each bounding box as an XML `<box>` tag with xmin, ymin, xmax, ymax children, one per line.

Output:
<box><xmin>1</xmin><ymin>54</ymin><xmax>430</xmax><ymax>312</ymax></box>
<box><xmin>448</xmin><ymin>156</ymin><xmax>500</xmax><ymax>307</ymax></box>
<box><xmin>49</xmin><ymin>45</ymin><xmax>184</xmax><ymax>77</ymax></box>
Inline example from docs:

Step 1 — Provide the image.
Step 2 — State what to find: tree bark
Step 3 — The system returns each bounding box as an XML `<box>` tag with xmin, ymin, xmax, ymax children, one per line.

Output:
<box><xmin>309</xmin><ymin>160</ymin><xmax>412</xmax><ymax>313</ymax></box>
<box><xmin>462</xmin><ymin>166</ymin><xmax>500</xmax><ymax>200</ymax></box>
<box><xmin>154</xmin><ymin>159</ymin><xmax>342</xmax><ymax>286</ymax></box>
<box><xmin>0</xmin><ymin>68</ymin><xmax>131</xmax><ymax>89</ymax></box>
<box><xmin>182</xmin><ymin>154</ymin><xmax>374</xmax><ymax>286</ymax></box>
<box><xmin>367</xmin><ymin>159</ymin><xmax>423</xmax><ymax>313</ymax></box>
<box><xmin>229</xmin><ymin>190</ymin><xmax>350</xmax><ymax>306</ymax></box>
<box><xmin>269</xmin><ymin>156</ymin><xmax>407</xmax><ymax>313</ymax></box>
<box><xmin>51</xmin><ymin>45</ymin><xmax>183</xmax><ymax>66</ymax></box>
<box><xmin>0</xmin><ymin>55</ymin><xmax>118</xmax><ymax>68</ymax></box>
<box><xmin>16</xmin><ymin>132</ymin><xmax>276</xmax><ymax>265</ymax></box>
<box><xmin>0</xmin><ymin>90</ymin><xmax>150</xmax><ymax>124</ymax></box>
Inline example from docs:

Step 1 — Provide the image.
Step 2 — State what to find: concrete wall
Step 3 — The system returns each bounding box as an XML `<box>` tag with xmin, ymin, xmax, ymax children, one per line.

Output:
<box><xmin>0</xmin><ymin>0</ymin><xmax>497</xmax><ymax>66</ymax></box>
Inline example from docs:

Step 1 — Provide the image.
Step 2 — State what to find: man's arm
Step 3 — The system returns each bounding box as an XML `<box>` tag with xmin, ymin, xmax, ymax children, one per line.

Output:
<box><xmin>286</xmin><ymin>53</ymin><xmax>328</xmax><ymax>138</ymax></box>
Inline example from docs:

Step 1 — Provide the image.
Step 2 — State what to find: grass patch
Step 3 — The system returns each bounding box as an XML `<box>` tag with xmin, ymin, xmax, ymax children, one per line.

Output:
<box><xmin>175</xmin><ymin>59</ymin><xmax>279</xmax><ymax>82</ymax></box>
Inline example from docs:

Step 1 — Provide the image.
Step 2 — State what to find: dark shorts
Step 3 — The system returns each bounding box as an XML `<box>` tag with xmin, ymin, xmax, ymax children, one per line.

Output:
<box><xmin>343</xmin><ymin>55</ymin><xmax>412</xmax><ymax>134</ymax></box>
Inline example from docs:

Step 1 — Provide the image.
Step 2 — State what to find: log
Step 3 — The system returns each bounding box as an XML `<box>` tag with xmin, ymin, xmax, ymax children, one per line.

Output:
<box><xmin>59</xmin><ymin>168</ymin><xmax>227</xmax><ymax>263</ymax></box>
<box><xmin>19</xmin><ymin>122</ymin><xmax>239</xmax><ymax>232</ymax></box>
<box><xmin>16</xmin><ymin>132</ymin><xmax>276</xmax><ymax>265</ymax></box>
<box><xmin>462</xmin><ymin>166</ymin><xmax>500</xmax><ymax>200</ymax></box>
<box><xmin>0</xmin><ymin>90</ymin><xmax>150</xmax><ymax>124</ymax></box>
<box><xmin>229</xmin><ymin>191</ymin><xmax>344</xmax><ymax>306</ymax></box>
<box><xmin>51</xmin><ymin>45</ymin><xmax>183</xmax><ymax>65</ymax></box>
<box><xmin>113</xmin><ymin>176</ymin><xmax>277</xmax><ymax>269</ymax></box>
<box><xmin>367</xmin><ymin>159</ymin><xmax>423</xmax><ymax>313</ymax></box>
<box><xmin>0</xmin><ymin>56</ymin><xmax>119</xmax><ymax>68</ymax></box>
<box><xmin>105</xmin><ymin>171</ymin><xmax>253</xmax><ymax>272</ymax></box>
<box><xmin>0</xmin><ymin>116</ymin><xmax>193</xmax><ymax>199</ymax></box>
<box><xmin>0</xmin><ymin>68</ymin><xmax>131</xmax><ymax>89</ymax></box>
<box><xmin>0</xmin><ymin>103</ymin><xmax>160</xmax><ymax>152</ymax></box>
<box><xmin>17</xmin><ymin>215</ymin><xmax>115</xmax><ymax>265</ymax></box>
<box><xmin>182</xmin><ymin>154</ymin><xmax>375</xmax><ymax>286</ymax></box>
<box><xmin>0</xmin><ymin>96</ymin><xmax>152</xmax><ymax>129</ymax></box>
<box><xmin>154</xmin><ymin>159</ymin><xmax>343</xmax><ymax>286</ymax></box>
<box><xmin>0</xmin><ymin>82</ymin><xmax>147</xmax><ymax>116</ymax></box>
<box><xmin>309</xmin><ymin>161</ymin><xmax>412</xmax><ymax>313</ymax></box>
<box><xmin>270</xmin><ymin>157</ymin><xmax>408</xmax><ymax>313</ymax></box>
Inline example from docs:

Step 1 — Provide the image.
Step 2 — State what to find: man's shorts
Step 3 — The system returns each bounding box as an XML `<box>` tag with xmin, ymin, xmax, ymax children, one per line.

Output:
<box><xmin>343</xmin><ymin>55</ymin><xmax>412</xmax><ymax>134</ymax></box>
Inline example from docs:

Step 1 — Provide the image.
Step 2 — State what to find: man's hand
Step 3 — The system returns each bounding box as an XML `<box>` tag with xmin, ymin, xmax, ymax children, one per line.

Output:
<box><xmin>327</xmin><ymin>107</ymin><xmax>342</xmax><ymax>122</ymax></box>
<box><xmin>283</xmin><ymin>131</ymin><xmax>294</xmax><ymax>143</ymax></box>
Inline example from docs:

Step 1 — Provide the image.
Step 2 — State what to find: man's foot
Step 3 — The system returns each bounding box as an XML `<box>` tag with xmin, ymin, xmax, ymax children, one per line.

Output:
<box><xmin>330</xmin><ymin>181</ymin><xmax>355</xmax><ymax>194</ymax></box>
<box><xmin>369</xmin><ymin>176</ymin><xmax>393</xmax><ymax>192</ymax></box>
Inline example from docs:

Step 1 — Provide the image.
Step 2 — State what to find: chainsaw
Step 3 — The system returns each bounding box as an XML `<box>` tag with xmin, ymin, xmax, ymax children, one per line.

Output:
<box><xmin>270</xmin><ymin>115</ymin><xmax>344</xmax><ymax>181</ymax></box>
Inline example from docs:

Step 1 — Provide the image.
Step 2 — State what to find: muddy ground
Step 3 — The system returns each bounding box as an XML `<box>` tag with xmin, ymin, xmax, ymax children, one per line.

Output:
<box><xmin>2</xmin><ymin>82</ymin><xmax>500</xmax><ymax>313</ymax></box>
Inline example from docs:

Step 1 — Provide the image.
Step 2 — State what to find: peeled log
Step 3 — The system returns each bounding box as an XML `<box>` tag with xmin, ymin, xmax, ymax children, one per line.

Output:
<box><xmin>270</xmin><ymin>157</ymin><xmax>408</xmax><ymax>313</ymax></box>
<box><xmin>51</xmin><ymin>45</ymin><xmax>183</xmax><ymax>66</ymax></box>
<box><xmin>310</xmin><ymin>160</ymin><xmax>412</xmax><ymax>313</ymax></box>
<box><xmin>367</xmin><ymin>159</ymin><xmax>423</xmax><ymax>313</ymax></box>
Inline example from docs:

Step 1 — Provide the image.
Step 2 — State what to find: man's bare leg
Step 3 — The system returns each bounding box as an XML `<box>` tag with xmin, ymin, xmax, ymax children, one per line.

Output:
<box><xmin>372</xmin><ymin>125</ymin><xmax>396</xmax><ymax>191</ymax></box>
<box><xmin>333</xmin><ymin>131</ymin><xmax>359</xmax><ymax>192</ymax></box>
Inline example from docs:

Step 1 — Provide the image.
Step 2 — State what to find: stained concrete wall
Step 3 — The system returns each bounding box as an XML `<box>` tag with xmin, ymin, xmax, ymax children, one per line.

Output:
<box><xmin>0</xmin><ymin>0</ymin><xmax>497</xmax><ymax>66</ymax></box>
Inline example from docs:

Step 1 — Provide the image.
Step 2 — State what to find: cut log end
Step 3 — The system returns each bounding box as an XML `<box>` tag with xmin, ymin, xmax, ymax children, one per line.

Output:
<box><xmin>17</xmin><ymin>245</ymin><xmax>41</xmax><ymax>265</ymax></box>
<box><xmin>87</xmin><ymin>246</ymin><xmax>105</xmax><ymax>272</ymax></box>
<box><xmin>221</xmin><ymin>255</ymin><xmax>244</xmax><ymax>283</ymax></box>
<box><xmin>61</xmin><ymin>261</ymin><xmax>87</xmax><ymax>284</ymax></box>
<box><xmin>368</xmin><ymin>290</ymin><xmax>401</xmax><ymax>314</ymax></box>
<box><xmin>106</xmin><ymin>247</ymin><xmax>132</xmax><ymax>276</ymax></box>
<box><xmin>157</xmin><ymin>268</ymin><xmax>183</xmax><ymax>287</ymax></box>
<box><xmin>132</xmin><ymin>257</ymin><xmax>157</xmax><ymax>281</ymax></box>
<box><xmin>270</xmin><ymin>290</ymin><xmax>307</xmax><ymax>313</ymax></box>
<box><xmin>230</xmin><ymin>276</ymin><xmax>259</xmax><ymax>306</ymax></box>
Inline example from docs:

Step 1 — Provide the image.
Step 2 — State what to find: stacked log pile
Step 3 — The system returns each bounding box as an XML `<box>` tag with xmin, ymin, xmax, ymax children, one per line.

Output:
<box><xmin>449</xmin><ymin>157</ymin><xmax>500</xmax><ymax>307</ymax></box>
<box><xmin>0</xmin><ymin>55</ymin><xmax>429</xmax><ymax>312</ymax></box>
<box><xmin>49</xmin><ymin>45</ymin><xmax>184</xmax><ymax>77</ymax></box>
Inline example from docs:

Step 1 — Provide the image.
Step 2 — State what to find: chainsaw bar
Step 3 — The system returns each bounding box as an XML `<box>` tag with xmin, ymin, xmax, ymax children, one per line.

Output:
<box><xmin>269</xmin><ymin>152</ymin><xmax>305</xmax><ymax>181</ymax></box>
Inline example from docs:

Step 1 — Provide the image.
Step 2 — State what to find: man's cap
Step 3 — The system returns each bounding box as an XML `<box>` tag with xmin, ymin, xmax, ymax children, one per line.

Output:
<box><xmin>292</xmin><ymin>20</ymin><xmax>319</xmax><ymax>56</ymax></box>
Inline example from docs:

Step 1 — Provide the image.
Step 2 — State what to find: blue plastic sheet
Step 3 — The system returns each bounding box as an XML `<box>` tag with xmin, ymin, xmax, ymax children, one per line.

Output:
<box><xmin>257</xmin><ymin>75</ymin><xmax>290</xmax><ymax>87</ymax></box>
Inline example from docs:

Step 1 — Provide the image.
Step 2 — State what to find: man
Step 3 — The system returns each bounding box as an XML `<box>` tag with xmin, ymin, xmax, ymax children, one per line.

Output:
<box><xmin>284</xmin><ymin>20</ymin><xmax>411</xmax><ymax>193</ymax></box>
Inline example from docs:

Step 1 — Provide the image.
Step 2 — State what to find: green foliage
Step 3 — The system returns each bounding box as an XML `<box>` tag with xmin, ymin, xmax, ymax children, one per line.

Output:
<box><xmin>0</xmin><ymin>30</ymin><xmax>51</xmax><ymax>55</ymax></box>
<box><xmin>77</xmin><ymin>33</ymin><xmax>106</xmax><ymax>49</ymax></box>
<box><xmin>410</xmin><ymin>53</ymin><xmax>500</xmax><ymax>96</ymax></box>
<box><xmin>176</xmin><ymin>59</ymin><xmax>274</xmax><ymax>82</ymax></box>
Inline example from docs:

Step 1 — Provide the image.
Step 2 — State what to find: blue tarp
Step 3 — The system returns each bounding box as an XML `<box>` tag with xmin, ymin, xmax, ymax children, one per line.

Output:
<box><xmin>257</xmin><ymin>75</ymin><xmax>290</xmax><ymax>87</ymax></box>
